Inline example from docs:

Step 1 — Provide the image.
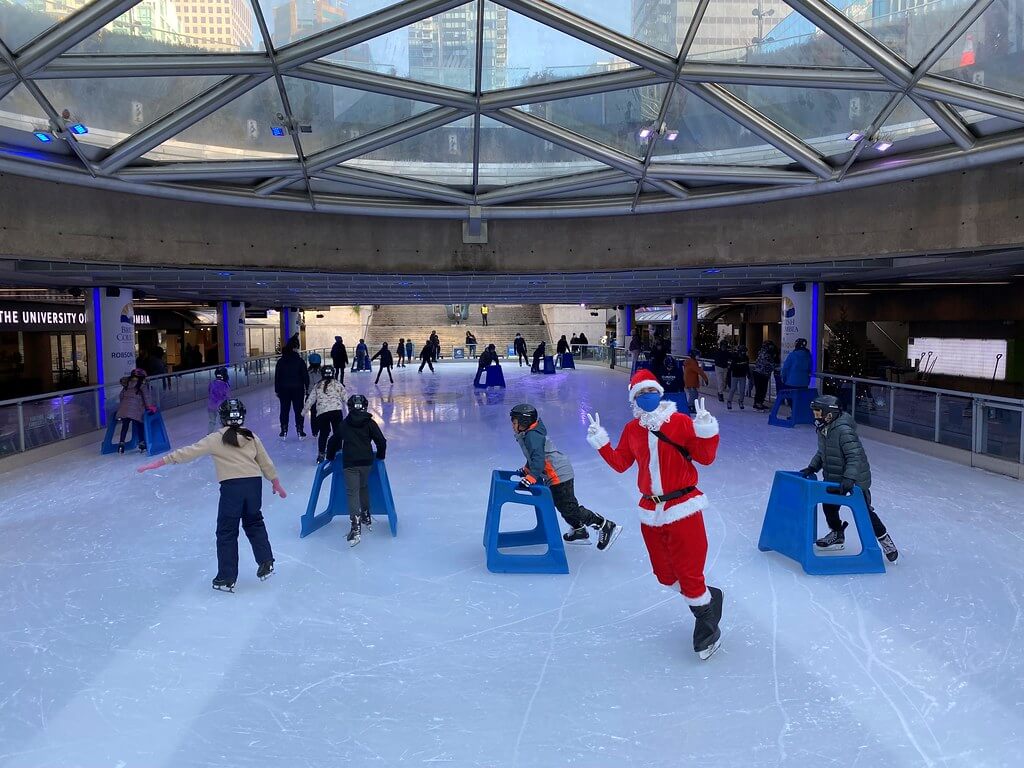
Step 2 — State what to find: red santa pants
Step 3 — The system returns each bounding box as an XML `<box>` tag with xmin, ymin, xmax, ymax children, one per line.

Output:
<box><xmin>640</xmin><ymin>512</ymin><xmax>710</xmax><ymax>605</ymax></box>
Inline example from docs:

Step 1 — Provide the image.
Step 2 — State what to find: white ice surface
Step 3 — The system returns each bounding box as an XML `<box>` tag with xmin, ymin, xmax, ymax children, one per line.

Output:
<box><xmin>1</xmin><ymin>363</ymin><xmax>1022</xmax><ymax>768</ymax></box>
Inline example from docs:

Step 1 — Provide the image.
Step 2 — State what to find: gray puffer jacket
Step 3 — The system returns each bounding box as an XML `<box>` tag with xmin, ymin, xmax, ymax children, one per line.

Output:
<box><xmin>514</xmin><ymin>418</ymin><xmax>573</xmax><ymax>486</ymax></box>
<box><xmin>807</xmin><ymin>412</ymin><xmax>871</xmax><ymax>489</ymax></box>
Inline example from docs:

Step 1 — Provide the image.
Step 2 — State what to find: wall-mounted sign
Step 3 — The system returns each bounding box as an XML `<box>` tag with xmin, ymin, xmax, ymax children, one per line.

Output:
<box><xmin>0</xmin><ymin>303</ymin><xmax>152</xmax><ymax>332</ymax></box>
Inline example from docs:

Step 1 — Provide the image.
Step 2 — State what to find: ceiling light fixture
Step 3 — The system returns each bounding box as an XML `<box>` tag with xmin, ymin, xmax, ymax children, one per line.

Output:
<box><xmin>846</xmin><ymin>131</ymin><xmax>865</xmax><ymax>142</ymax></box>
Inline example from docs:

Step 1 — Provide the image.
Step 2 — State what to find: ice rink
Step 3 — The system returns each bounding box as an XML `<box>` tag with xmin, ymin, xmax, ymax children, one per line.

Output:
<box><xmin>1</xmin><ymin>362</ymin><xmax>1022</xmax><ymax>768</ymax></box>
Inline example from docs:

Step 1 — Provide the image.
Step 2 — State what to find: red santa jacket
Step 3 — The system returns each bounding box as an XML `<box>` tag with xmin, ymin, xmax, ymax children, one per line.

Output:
<box><xmin>597</xmin><ymin>401</ymin><xmax>719</xmax><ymax>527</ymax></box>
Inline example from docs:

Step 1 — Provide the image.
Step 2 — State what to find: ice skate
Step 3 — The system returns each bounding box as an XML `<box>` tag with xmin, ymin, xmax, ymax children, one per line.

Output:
<box><xmin>595</xmin><ymin>518</ymin><xmax>621</xmax><ymax>551</ymax></box>
<box><xmin>346</xmin><ymin>517</ymin><xmax>361</xmax><ymax>547</ymax></box>
<box><xmin>117</xmin><ymin>442</ymin><xmax>125</xmax><ymax>454</ymax></box>
<box><xmin>138</xmin><ymin>442</ymin><xmax>147</xmax><ymax>453</ymax></box>
<box><xmin>699</xmin><ymin>637</ymin><xmax>722</xmax><ymax>661</ymax></box>
<box><xmin>815</xmin><ymin>521</ymin><xmax>848</xmax><ymax>551</ymax></box>
<box><xmin>256</xmin><ymin>560</ymin><xmax>274</xmax><ymax>581</ymax></box>
<box><xmin>717</xmin><ymin>393</ymin><xmax>724</xmax><ymax>402</ymax></box>
<box><xmin>315</xmin><ymin>453</ymin><xmax>325</xmax><ymax>464</ymax></box>
<box><xmin>297</xmin><ymin>430</ymin><xmax>307</xmax><ymax>440</ymax></box>
<box><xmin>563</xmin><ymin>526</ymin><xmax>591</xmax><ymax>545</ymax></box>
<box><xmin>360</xmin><ymin>510</ymin><xmax>372</xmax><ymax>531</ymax></box>
<box><xmin>690</xmin><ymin>586</ymin><xmax>724</xmax><ymax>659</ymax></box>
<box><xmin>726</xmin><ymin>402</ymin><xmax>732</xmax><ymax>410</ymax></box>
<box><xmin>212</xmin><ymin>577</ymin><xmax>235</xmax><ymax>593</ymax></box>
<box><xmin>877</xmin><ymin>533</ymin><xmax>899</xmax><ymax>563</ymax></box>
<box><xmin>279</xmin><ymin>428</ymin><xmax>287</xmax><ymax>440</ymax></box>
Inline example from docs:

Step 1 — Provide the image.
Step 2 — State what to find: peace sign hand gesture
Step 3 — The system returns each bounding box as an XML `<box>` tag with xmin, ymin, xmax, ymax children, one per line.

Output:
<box><xmin>586</xmin><ymin>412</ymin><xmax>610</xmax><ymax>449</ymax></box>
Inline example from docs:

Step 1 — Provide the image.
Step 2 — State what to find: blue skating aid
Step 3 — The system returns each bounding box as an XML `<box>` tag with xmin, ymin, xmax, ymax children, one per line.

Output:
<box><xmin>482</xmin><ymin>470</ymin><xmax>569</xmax><ymax>574</ymax></box>
<box><xmin>301</xmin><ymin>458</ymin><xmax>398</xmax><ymax>538</ymax></box>
<box><xmin>559</xmin><ymin>353</ymin><xmax>575</xmax><ymax>369</ymax></box>
<box><xmin>768</xmin><ymin>386</ymin><xmax>818</xmax><ymax>428</ymax></box>
<box><xmin>100</xmin><ymin>413</ymin><xmax>140</xmax><ymax>454</ymax></box>
<box><xmin>542</xmin><ymin>355</ymin><xmax>556</xmax><ymax>375</ymax></box>
<box><xmin>474</xmin><ymin>365</ymin><xmax>506</xmax><ymax>389</ymax></box>
<box><xmin>661</xmin><ymin>391</ymin><xmax>690</xmax><ymax>413</ymax></box>
<box><xmin>757</xmin><ymin>470</ymin><xmax>885</xmax><ymax>575</ymax></box>
<box><xmin>143</xmin><ymin>410</ymin><xmax>170</xmax><ymax>456</ymax></box>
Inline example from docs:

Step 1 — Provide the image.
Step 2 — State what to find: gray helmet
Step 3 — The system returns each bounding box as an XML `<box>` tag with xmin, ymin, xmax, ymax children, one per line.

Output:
<box><xmin>510</xmin><ymin>403</ymin><xmax>538</xmax><ymax>430</ymax></box>
<box><xmin>810</xmin><ymin>394</ymin><xmax>842</xmax><ymax>425</ymax></box>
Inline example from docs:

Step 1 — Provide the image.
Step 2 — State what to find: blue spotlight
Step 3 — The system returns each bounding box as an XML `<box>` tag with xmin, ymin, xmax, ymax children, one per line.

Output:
<box><xmin>68</xmin><ymin>123</ymin><xmax>88</xmax><ymax>135</ymax></box>
<box><xmin>270</xmin><ymin>126</ymin><xmax>286</xmax><ymax>137</ymax></box>
<box><xmin>33</xmin><ymin>131</ymin><xmax>53</xmax><ymax>143</ymax></box>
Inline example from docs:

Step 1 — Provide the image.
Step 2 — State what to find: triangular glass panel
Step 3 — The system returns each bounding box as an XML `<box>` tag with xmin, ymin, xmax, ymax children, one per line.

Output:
<box><xmin>927</xmin><ymin>0</ymin><xmax>1023</xmax><ymax>98</ymax></box>
<box><xmin>477</xmin><ymin>115</ymin><xmax>607</xmax><ymax>186</ymax></box>
<box><xmin>35</xmin><ymin>77</ymin><xmax>224</xmax><ymax>150</ymax></box>
<box><xmin>0</xmin><ymin>83</ymin><xmax>48</xmax><ymax>131</ymax></box>
<box><xmin>322</xmin><ymin>2</ymin><xmax>477</xmax><ymax>92</ymax></box>
<box><xmin>652</xmin><ymin>86</ymin><xmax>792</xmax><ymax>165</ymax></box>
<box><xmin>877</xmin><ymin>96</ymin><xmax>943</xmax><ymax>146</ymax></box>
<box><xmin>484</xmin><ymin>2</ymin><xmax>633</xmax><ymax>91</ymax></box>
<box><xmin>826</xmin><ymin>0</ymin><xmax>976</xmax><ymax>66</ymax></box>
<box><xmin>547</xmin><ymin>1</ymin><xmax>701</xmax><ymax>55</ymax></box>
<box><xmin>688</xmin><ymin>1</ymin><xmax>869</xmax><ymax>68</ymax></box>
<box><xmin>282</xmin><ymin>76</ymin><xmax>434</xmax><ymax>156</ymax></box>
<box><xmin>70</xmin><ymin>0</ymin><xmax>263</xmax><ymax>54</ymax></box>
<box><xmin>259</xmin><ymin>0</ymin><xmax>408</xmax><ymax>48</ymax></box>
<box><xmin>514</xmin><ymin>83</ymin><xmax>669</xmax><ymax>158</ymax></box>
<box><xmin>343</xmin><ymin>116</ymin><xmax>474</xmax><ymax>186</ymax></box>
<box><xmin>1</xmin><ymin>0</ymin><xmax>95</xmax><ymax>53</ymax></box>
<box><xmin>143</xmin><ymin>78</ymin><xmax>296</xmax><ymax>163</ymax></box>
<box><xmin>723</xmin><ymin>84</ymin><xmax>890</xmax><ymax>157</ymax></box>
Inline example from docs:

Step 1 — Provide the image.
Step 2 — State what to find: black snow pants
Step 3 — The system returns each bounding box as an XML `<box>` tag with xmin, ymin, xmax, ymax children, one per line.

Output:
<box><xmin>216</xmin><ymin>477</ymin><xmax>273</xmax><ymax>583</ymax></box>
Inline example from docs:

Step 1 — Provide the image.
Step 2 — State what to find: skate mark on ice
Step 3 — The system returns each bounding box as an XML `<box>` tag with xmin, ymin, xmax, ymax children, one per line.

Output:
<box><xmin>767</xmin><ymin>557</ymin><xmax>790</xmax><ymax>763</ymax></box>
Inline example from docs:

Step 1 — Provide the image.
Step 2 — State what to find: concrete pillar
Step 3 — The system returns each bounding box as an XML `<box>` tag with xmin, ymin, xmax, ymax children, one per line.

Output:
<box><xmin>219</xmin><ymin>300</ymin><xmax>247</xmax><ymax>364</ymax></box>
<box><xmin>670</xmin><ymin>297</ymin><xmax>697</xmax><ymax>357</ymax></box>
<box><xmin>615</xmin><ymin>305</ymin><xmax>628</xmax><ymax>349</ymax></box>
<box><xmin>279</xmin><ymin>307</ymin><xmax>300</xmax><ymax>350</ymax></box>
<box><xmin>85</xmin><ymin>287</ymin><xmax>137</xmax><ymax>420</ymax></box>
<box><xmin>781</xmin><ymin>282</ymin><xmax>824</xmax><ymax>377</ymax></box>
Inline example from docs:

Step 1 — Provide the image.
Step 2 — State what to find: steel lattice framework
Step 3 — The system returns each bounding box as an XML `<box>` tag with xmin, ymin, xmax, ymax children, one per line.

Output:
<box><xmin>0</xmin><ymin>0</ymin><xmax>1023</xmax><ymax>219</ymax></box>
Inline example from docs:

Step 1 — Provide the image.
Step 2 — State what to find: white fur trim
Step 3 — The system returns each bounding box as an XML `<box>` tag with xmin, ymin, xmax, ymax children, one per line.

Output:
<box><xmin>683</xmin><ymin>589</ymin><xmax>712</xmax><ymax>606</ymax></box>
<box><xmin>648</xmin><ymin>430</ymin><xmax>663</xmax><ymax>500</ymax></box>
<box><xmin>632</xmin><ymin>399</ymin><xmax>676</xmax><ymax>430</ymax></box>
<box><xmin>693</xmin><ymin>416</ymin><xmax>719</xmax><ymax>439</ymax></box>
<box><xmin>638</xmin><ymin>493</ymin><xmax>708</xmax><ymax>527</ymax></box>
<box><xmin>629</xmin><ymin>379</ymin><xmax>664</xmax><ymax>402</ymax></box>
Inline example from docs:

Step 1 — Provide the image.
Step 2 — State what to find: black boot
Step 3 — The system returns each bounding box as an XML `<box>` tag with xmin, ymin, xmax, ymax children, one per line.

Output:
<box><xmin>689</xmin><ymin>586</ymin><xmax>724</xmax><ymax>660</ymax></box>
<box><xmin>346</xmin><ymin>515</ymin><xmax>361</xmax><ymax>547</ymax></box>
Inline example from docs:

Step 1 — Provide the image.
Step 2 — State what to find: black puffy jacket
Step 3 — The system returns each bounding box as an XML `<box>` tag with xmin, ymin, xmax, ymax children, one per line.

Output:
<box><xmin>807</xmin><ymin>412</ymin><xmax>871</xmax><ymax>489</ymax></box>
<box><xmin>275</xmin><ymin>349</ymin><xmax>310</xmax><ymax>393</ymax></box>
<box><xmin>372</xmin><ymin>346</ymin><xmax>394</xmax><ymax>367</ymax></box>
<box><xmin>326</xmin><ymin>409</ymin><xmax>387</xmax><ymax>467</ymax></box>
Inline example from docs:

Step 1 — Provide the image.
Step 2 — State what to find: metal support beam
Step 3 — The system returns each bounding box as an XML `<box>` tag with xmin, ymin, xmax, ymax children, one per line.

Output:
<box><xmin>914</xmin><ymin>0</ymin><xmax>997</xmax><ymax>77</ymax></box>
<box><xmin>677</xmin><ymin>63</ymin><xmax>894</xmax><ymax>91</ymax></box>
<box><xmin>117</xmin><ymin>160</ymin><xmax>302</xmax><ymax>181</ymax></box>
<box><xmin>491</xmin><ymin>108</ymin><xmax>645</xmax><ymax>176</ymax></box>
<box><xmin>294</xmin><ymin>61</ymin><xmax>475</xmax><ymax>109</ymax></box>
<box><xmin>646</xmin><ymin>179</ymin><xmax>688</xmax><ymax>199</ymax></box>
<box><xmin>37</xmin><ymin>53</ymin><xmax>272</xmax><ymax>79</ymax></box>
<box><xmin>15</xmin><ymin>0</ymin><xmax>144</xmax><ymax>76</ymax></box>
<box><xmin>914</xmin><ymin>76</ymin><xmax>1024</xmax><ymax>123</ymax></box>
<box><xmin>911</xmin><ymin>95</ymin><xmax>975</xmax><ymax>150</ymax></box>
<box><xmin>98</xmin><ymin>74</ymin><xmax>271</xmax><ymax>174</ymax></box>
<box><xmin>682</xmin><ymin>83</ymin><xmax>835</xmax><ymax>180</ymax></box>
<box><xmin>493</xmin><ymin>0</ymin><xmax>677</xmax><ymax>78</ymax></box>
<box><xmin>647</xmin><ymin>163</ymin><xmax>820</xmax><ymax>185</ymax></box>
<box><xmin>471</xmin><ymin>0</ymin><xmax>485</xmax><ymax>198</ymax></box>
<box><xmin>784</xmin><ymin>0</ymin><xmax>914</xmax><ymax>86</ymax></box>
<box><xmin>481</xmin><ymin>68</ymin><xmax>665</xmax><ymax>110</ymax></box>
<box><xmin>256</xmin><ymin>106</ymin><xmax>469</xmax><ymax>195</ymax></box>
<box><xmin>276</xmin><ymin>0</ymin><xmax>467</xmax><ymax>70</ymax></box>
<box><xmin>476</xmin><ymin>169</ymin><xmax>628</xmax><ymax>205</ymax></box>
<box><xmin>316</xmin><ymin>167</ymin><xmax>474</xmax><ymax>205</ymax></box>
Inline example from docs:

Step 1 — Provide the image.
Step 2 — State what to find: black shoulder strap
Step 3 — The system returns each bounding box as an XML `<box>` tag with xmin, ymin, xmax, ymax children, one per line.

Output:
<box><xmin>652</xmin><ymin>430</ymin><xmax>691</xmax><ymax>461</ymax></box>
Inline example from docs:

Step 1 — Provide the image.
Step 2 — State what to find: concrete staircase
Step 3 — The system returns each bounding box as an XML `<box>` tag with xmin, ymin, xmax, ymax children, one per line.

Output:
<box><xmin>367</xmin><ymin>305</ymin><xmax>548</xmax><ymax>355</ymax></box>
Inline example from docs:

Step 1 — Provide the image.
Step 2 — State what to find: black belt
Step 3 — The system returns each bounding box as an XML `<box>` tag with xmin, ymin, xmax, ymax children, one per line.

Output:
<box><xmin>643</xmin><ymin>486</ymin><xmax>696</xmax><ymax>504</ymax></box>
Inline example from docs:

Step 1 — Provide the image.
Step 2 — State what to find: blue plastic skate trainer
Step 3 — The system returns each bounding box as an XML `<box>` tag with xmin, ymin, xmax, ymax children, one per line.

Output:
<box><xmin>758</xmin><ymin>471</ymin><xmax>885</xmax><ymax>575</ymax></box>
<box><xmin>768</xmin><ymin>387</ymin><xmax>817</xmax><ymax>429</ymax></box>
<box><xmin>482</xmin><ymin>470</ymin><xmax>569</xmax><ymax>574</ymax></box>
<box><xmin>474</xmin><ymin>365</ymin><xmax>506</xmax><ymax>389</ymax></box>
<box><xmin>542</xmin><ymin>355</ymin><xmax>556</xmax><ymax>375</ymax></box>
<box><xmin>301</xmin><ymin>457</ymin><xmax>397</xmax><ymax>537</ymax></box>
<box><xmin>558</xmin><ymin>353</ymin><xmax>576</xmax><ymax>369</ymax></box>
<box><xmin>100</xmin><ymin>409</ymin><xmax>170</xmax><ymax>456</ymax></box>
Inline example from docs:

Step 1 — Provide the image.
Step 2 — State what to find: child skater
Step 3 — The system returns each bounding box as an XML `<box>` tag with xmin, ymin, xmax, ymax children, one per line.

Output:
<box><xmin>115</xmin><ymin>368</ymin><xmax>156</xmax><ymax>453</ymax></box>
<box><xmin>800</xmin><ymin>394</ymin><xmax>899</xmax><ymax>562</ymax></box>
<box><xmin>585</xmin><ymin>369</ymin><xmax>724</xmax><ymax>660</ymax></box>
<box><xmin>302</xmin><ymin>365</ymin><xmax>346</xmax><ymax>464</ymax></box>
<box><xmin>137</xmin><ymin>398</ymin><xmax>286</xmax><ymax>592</ymax></box>
<box><xmin>510</xmin><ymin>403</ymin><xmax>620</xmax><ymax>548</ymax></box>
<box><xmin>208</xmin><ymin>366</ymin><xmax>231</xmax><ymax>433</ymax></box>
<box><xmin>326</xmin><ymin>394</ymin><xmax>387</xmax><ymax>547</ymax></box>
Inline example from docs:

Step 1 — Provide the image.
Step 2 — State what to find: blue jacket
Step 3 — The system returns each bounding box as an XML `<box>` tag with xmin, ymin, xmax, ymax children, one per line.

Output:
<box><xmin>781</xmin><ymin>348</ymin><xmax>812</xmax><ymax>388</ymax></box>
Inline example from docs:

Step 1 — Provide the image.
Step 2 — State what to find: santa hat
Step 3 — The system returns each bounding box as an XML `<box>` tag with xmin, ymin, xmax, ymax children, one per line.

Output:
<box><xmin>628</xmin><ymin>368</ymin><xmax>663</xmax><ymax>402</ymax></box>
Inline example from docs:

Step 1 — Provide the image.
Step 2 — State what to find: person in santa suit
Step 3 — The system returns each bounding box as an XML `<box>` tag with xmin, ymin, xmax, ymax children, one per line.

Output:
<box><xmin>585</xmin><ymin>368</ymin><xmax>724</xmax><ymax>660</ymax></box>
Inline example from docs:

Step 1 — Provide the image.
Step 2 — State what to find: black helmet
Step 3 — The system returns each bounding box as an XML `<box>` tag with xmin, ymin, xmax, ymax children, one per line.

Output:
<box><xmin>321</xmin><ymin>365</ymin><xmax>336</xmax><ymax>380</ymax></box>
<box><xmin>811</xmin><ymin>394</ymin><xmax>842</xmax><ymax>426</ymax></box>
<box><xmin>214</xmin><ymin>366</ymin><xmax>229</xmax><ymax>382</ymax></box>
<box><xmin>662</xmin><ymin>355</ymin><xmax>677</xmax><ymax>369</ymax></box>
<box><xmin>347</xmin><ymin>394</ymin><xmax>368</xmax><ymax>411</ymax></box>
<box><xmin>510</xmin><ymin>403</ymin><xmax>538</xmax><ymax>430</ymax></box>
<box><xmin>219</xmin><ymin>398</ymin><xmax>246</xmax><ymax>427</ymax></box>
<box><xmin>795</xmin><ymin>338</ymin><xmax>808</xmax><ymax>350</ymax></box>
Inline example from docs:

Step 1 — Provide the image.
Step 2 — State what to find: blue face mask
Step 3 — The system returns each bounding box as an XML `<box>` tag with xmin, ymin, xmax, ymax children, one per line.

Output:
<box><xmin>635</xmin><ymin>392</ymin><xmax>662</xmax><ymax>413</ymax></box>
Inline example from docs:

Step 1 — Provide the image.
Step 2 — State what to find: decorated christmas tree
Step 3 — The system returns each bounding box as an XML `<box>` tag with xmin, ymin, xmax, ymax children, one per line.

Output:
<box><xmin>825</xmin><ymin>309</ymin><xmax>864</xmax><ymax>376</ymax></box>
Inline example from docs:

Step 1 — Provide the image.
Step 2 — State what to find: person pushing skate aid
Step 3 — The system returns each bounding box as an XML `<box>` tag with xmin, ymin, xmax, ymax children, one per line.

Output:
<box><xmin>585</xmin><ymin>369</ymin><xmax>724</xmax><ymax>660</ymax></box>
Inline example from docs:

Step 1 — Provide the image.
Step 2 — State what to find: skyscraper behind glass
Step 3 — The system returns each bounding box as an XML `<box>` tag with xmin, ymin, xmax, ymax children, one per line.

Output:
<box><xmin>408</xmin><ymin>5</ymin><xmax>507</xmax><ymax>91</ymax></box>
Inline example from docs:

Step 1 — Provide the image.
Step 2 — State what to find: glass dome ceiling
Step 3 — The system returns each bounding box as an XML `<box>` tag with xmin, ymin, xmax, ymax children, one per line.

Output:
<box><xmin>0</xmin><ymin>0</ymin><xmax>1022</xmax><ymax>218</ymax></box>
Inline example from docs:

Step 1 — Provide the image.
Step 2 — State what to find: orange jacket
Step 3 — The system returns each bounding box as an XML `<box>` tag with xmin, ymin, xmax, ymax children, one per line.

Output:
<box><xmin>683</xmin><ymin>358</ymin><xmax>708</xmax><ymax>388</ymax></box>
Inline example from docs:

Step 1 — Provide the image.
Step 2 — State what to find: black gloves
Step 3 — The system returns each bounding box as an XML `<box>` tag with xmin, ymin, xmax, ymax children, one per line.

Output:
<box><xmin>799</xmin><ymin>467</ymin><xmax>817</xmax><ymax>479</ymax></box>
<box><xmin>840</xmin><ymin>477</ymin><xmax>855</xmax><ymax>494</ymax></box>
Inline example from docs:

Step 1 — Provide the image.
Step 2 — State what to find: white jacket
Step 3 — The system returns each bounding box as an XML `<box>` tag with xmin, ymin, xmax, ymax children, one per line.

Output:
<box><xmin>303</xmin><ymin>379</ymin><xmax>346</xmax><ymax>416</ymax></box>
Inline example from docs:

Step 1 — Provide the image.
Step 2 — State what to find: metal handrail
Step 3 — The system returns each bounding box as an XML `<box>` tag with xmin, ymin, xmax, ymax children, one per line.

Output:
<box><xmin>813</xmin><ymin>372</ymin><xmax>1024</xmax><ymax>407</ymax></box>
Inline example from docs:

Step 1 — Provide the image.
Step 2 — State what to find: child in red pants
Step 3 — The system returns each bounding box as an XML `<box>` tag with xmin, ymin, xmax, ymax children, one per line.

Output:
<box><xmin>586</xmin><ymin>369</ymin><xmax>723</xmax><ymax>660</ymax></box>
